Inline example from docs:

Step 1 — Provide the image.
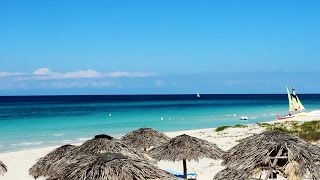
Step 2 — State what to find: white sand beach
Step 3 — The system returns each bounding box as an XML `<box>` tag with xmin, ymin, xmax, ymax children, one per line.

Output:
<box><xmin>0</xmin><ymin>113</ymin><xmax>320</xmax><ymax>180</ymax></box>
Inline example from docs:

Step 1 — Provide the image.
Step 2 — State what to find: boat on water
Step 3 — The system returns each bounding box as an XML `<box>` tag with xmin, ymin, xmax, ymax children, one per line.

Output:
<box><xmin>196</xmin><ymin>93</ymin><xmax>200</xmax><ymax>98</ymax></box>
<box><xmin>277</xmin><ymin>86</ymin><xmax>305</xmax><ymax>120</ymax></box>
<box><xmin>277</xmin><ymin>114</ymin><xmax>294</xmax><ymax>120</ymax></box>
<box><xmin>240</xmin><ymin>116</ymin><xmax>248</xmax><ymax>120</ymax></box>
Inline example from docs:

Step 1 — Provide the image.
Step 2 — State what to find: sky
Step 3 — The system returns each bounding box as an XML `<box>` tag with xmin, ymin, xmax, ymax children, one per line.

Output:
<box><xmin>1</xmin><ymin>0</ymin><xmax>320</xmax><ymax>95</ymax></box>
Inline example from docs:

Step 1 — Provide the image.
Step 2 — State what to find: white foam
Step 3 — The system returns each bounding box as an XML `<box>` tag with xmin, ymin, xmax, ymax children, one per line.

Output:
<box><xmin>11</xmin><ymin>141</ymin><xmax>44</xmax><ymax>146</ymax></box>
<box><xmin>52</xmin><ymin>133</ymin><xmax>64</xmax><ymax>137</ymax></box>
<box><xmin>61</xmin><ymin>140</ymin><xmax>72</xmax><ymax>143</ymax></box>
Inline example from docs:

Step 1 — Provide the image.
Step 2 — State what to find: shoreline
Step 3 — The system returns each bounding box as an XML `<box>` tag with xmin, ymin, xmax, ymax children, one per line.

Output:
<box><xmin>1</xmin><ymin>111</ymin><xmax>319</xmax><ymax>155</ymax></box>
<box><xmin>2</xmin><ymin>110</ymin><xmax>319</xmax><ymax>155</ymax></box>
<box><xmin>0</xmin><ymin>114</ymin><xmax>320</xmax><ymax>180</ymax></box>
<box><xmin>0</xmin><ymin>125</ymin><xmax>263</xmax><ymax>180</ymax></box>
<box><xmin>0</xmin><ymin>118</ymin><xmax>274</xmax><ymax>154</ymax></box>
<box><xmin>0</xmin><ymin>127</ymin><xmax>218</xmax><ymax>155</ymax></box>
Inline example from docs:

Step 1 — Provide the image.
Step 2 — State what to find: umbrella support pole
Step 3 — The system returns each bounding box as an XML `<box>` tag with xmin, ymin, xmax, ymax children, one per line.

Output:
<box><xmin>183</xmin><ymin>159</ymin><xmax>187</xmax><ymax>179</ymax></box>
<box><xmin>264</xmin><ymin>147</ymin><xmax>283</xmax><ymax>180</ymax></box>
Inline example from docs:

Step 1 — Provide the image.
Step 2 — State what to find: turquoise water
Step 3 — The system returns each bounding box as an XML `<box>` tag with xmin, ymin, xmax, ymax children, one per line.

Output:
<box><xmin>0</xmin><ymin>94</ymin><xmax>319</xmax><ymax>153</ymax></box>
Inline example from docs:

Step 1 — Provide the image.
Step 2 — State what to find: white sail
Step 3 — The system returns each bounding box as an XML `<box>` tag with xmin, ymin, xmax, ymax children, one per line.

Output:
<box><xmin>291</xmin><ymin>86</ymin><xmax>305</xmax><ymax>111</ymax></box>
<box><xmin>286</xmin><ymin>86</ymin><xmax>296</xmax><ymax>112</ymax></box>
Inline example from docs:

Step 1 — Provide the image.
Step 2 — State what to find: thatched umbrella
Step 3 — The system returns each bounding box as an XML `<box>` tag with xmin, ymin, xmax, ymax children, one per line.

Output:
<box><xmin>213</xmin><ymin>167</ymin><xmax>243</xmax><ymax>180</ymax></box>
<box><xmin>149</xmin><ymin>134</ymin><xmax>224</xmax><ymax>179</ymax></box>
<box><xmin>46</xmin><ymin>152</ymin><xmax>177</xmax><ymax>180</ymax></box>
<box><xmin>220</xmin><ymin>130</ymin><xmax>320</xmax><ymax>180</ymax></box>
<box><xmin>121</xmin><ymin>128</ymin><xmax>170</xmax><ymax>151</ymax></box>
<box><xmin>65</xmin><ymin>134</ymin><xmax>148</xmax><ymax>161</ymax></box>
<box><xmin>213</xmin><ymin>167</ymin><xmax>283</xmax><ymax>180</ymax></box>
<box><xmin>29</xmin><ymin>144</ymin><xmax>76</xmax><ymax>179</ymax></box>
<box><xmin>30</xmin><ymin>134</ymin><xmax>153</xmax><ymax>179</ymax></box>
<box><xmin>0</xmin><ymin>160</ymin><xmax>7</xmax><ymax>176</ymax></box>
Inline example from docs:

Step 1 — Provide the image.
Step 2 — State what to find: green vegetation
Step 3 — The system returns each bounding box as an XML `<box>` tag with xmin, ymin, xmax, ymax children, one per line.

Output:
<box><xmin>215</xmin><ymin>126</ymin><xmax>231</xmax><ymax>132</ymax></box>
<box><xmin>256</xmin><ymin>122</ymin><xmax>271</xmax><ymax>127</ymax></box>
<box><xmin>233</xmin><ymin>124</ymin><xmax>248</xmax><ymax>128</ymax></box>
<box><xmin>299</xmin><ymin>121</ymin><xmax>320</xmax><ymax>132</ymax></box>
<box><xmin>299</xmin><ymin>131</ymin><xmax>320</xmax><ymax>142</ymax></box>
<box><xmin>215</xmin><ymin>121</ymin><xmax>320</xmax><ymax>141</ymax></box>
<box><xmin>297</xmin><ymin>121</ymin><xmax>320</xmax><ymax>141</ymax></box>
<box><xmin>215</xmin><ymin>124</ymin><xmax>248</xmax><ymax>132</ymax></box>
<box><xmin>258</xmin><ymin>120</ymin><xmax>320</xmax><ymax>142</ymax></box>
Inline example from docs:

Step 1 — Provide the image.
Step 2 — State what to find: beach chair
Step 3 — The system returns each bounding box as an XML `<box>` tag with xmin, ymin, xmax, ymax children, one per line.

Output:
<box><xmin>166</xmin><ymin>169</ymin><xmax>197</xmax><ymax>180</ymax></box>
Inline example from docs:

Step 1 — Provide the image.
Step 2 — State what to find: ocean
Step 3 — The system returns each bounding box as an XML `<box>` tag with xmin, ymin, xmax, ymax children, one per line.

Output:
<box><xmin>0</xmin><ymin>94</ymin><xmax>320</xmax><ymax>153</ymax></box>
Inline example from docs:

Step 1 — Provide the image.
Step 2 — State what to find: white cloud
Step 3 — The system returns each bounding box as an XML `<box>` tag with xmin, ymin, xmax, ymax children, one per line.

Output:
<box><xmin>0</xmin><ymin>68</ymin><xmax>156</xmax><ymax>82</ymax></box>
<box><xmin>64</xmin><ymin>69</ymin><xmax>101</xmax><ymax>79</ymax></box>
<box><xmin>33</xmin><ymin>68</ymin><xmax>53</xmax><ymax>75</ymax></box>
<box><xmin>0</xmin><ymin>72</ymin><xmax>22</xmax><ymax>77</ymax></box>
<box><xmin>31</xmin><ymin>68</ymin><xmax>101</xmax><ymax>80</ymax></box>
<box><xmin>0</xmin><ymin>68</ymin><xmax>156</xmax><ymax>91</ymax></box>
<box><xmin>38</xmin><ymin>81</ymin><xmax>116</xmax><ymax>89</ymax></box>
<box><xmin>32</xmin><ymin>69</ymin><xmax>154</xmax><ymax>79</ymax></box>
<box><xmin>106</xmin><ymin>71</ymin><xmax>156</xmax><ymax>78</ymax></box>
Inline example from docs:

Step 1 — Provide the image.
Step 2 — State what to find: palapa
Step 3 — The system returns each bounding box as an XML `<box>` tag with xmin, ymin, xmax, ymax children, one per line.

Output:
<box><xmin>0</xmin><ymin>160</ymin><xmax>7</xmax><ymax>176</ymax></box>
<box><xmin>213</xmin><ymin>167</ymin><xmax>243</xmax><ymax>180</ymax></box>
<box><xmin>30</xmin><ymin>134</ymin><xmax>154</xmax><ymax>179</ymax></box>
<box><xmin>46</xmin><ymin>152</ymin><xmax>178</xmax><ymax>180</ymax></box>
<box><xmin>65</xmin><ymin>134</ymin><xmax>148</xmax><ymax>161</ymax></box>
<box><xmin>121</xmin><ymin>128</ymin><xmax>170</xmax><ymax>151</ymax></box>
<box><xmin>29</xmin><ymin>144</ymin><xmax>76</xmax><ymax>179</ymax></box>
<box><xmin>149</xmin><ymin>134</ymin><xmax>224</xmax><ymax>179</ymax></box>
<box><xmin>219</xmin><ymin>130</ymin><xmax>320</xmax><ymax>180</ymax></box>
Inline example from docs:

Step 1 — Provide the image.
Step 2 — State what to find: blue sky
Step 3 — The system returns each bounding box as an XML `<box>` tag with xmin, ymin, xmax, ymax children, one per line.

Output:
<box><xmin>1</xmin><ymin>1</ymin><xmax>320</xmax><ymax>95</ymax></box>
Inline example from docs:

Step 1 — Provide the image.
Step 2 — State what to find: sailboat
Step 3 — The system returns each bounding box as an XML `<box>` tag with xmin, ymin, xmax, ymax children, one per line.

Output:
<box><xmin>196</xmin><ymin>93</ymin><xmax>200</xmax><ymax>98</ymax></box>
<box><xmin>277</xmin><ymin>86</ymin><xmax>305</xmax><ymax>120</ymax></box>
<box><xmin>287</xmin><ymin>86</ymin><xmax>305</xmax><ymax>112</ymax></box>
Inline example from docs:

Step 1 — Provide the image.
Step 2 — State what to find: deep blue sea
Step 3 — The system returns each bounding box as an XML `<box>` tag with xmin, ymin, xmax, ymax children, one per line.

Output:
<box><xmin>0</xmin><ymin>94</ymin><xmax>320</xmax><ymax>153</ymax></box>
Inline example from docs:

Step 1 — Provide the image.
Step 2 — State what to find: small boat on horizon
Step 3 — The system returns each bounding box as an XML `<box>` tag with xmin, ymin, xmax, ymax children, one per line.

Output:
<box><xmin>196</xmin><ymin>93</ymin><xmax>200</xmax><ymax>98</ymax></box>
<box><xmin>277</xmin><ymin>86</ymin><xmax>305</xmax><ymax>120</ymax></box>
